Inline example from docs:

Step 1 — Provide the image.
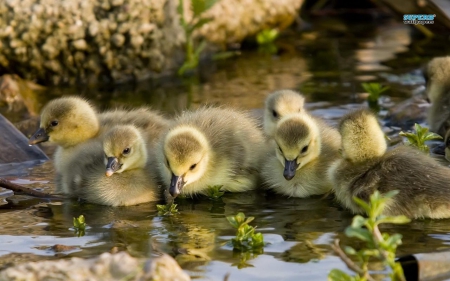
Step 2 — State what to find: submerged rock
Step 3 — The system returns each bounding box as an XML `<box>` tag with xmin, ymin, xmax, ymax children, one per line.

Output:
<box><xmin>0</xmin><ymin>252</ymin><xmax>191</xmax><ymax>281</ymax></box>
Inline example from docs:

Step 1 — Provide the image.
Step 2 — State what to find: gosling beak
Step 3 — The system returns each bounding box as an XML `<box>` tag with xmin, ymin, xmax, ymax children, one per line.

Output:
<box><xmin>169</xmin><ymin>174</ymin><xmax>185</xmax><ymax>198</ymax></box>
<box><xmin>105</xmin><ymin>157</ymin><xmax>121</xmax><ymax>177</ymax></box>
<box><xmin>29</xmin><ymin>128</ymin><xmax>49</xmax><ymax>145</ymax></box>
<box><xmin>283</xmin><ymin>159</ymin><xmax>298</xmax><ymax>181</ymax></box>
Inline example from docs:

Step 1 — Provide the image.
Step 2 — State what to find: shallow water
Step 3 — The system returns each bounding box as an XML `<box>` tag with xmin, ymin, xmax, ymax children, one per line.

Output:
<box><xmin>1</xmin><ymin>17</ymin><xmax>450</xmax><ymax>280</ymax></box>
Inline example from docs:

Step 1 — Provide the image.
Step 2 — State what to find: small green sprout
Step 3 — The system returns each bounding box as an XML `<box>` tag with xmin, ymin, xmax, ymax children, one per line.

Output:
<box><xmin>177</xmin><ymin>0</ymin><xmax>218</xmax><ymax>75</ymax></box>
<box><xmin>362</xmin><ymin>82</ymin><xmax>389</xmax><ymax>112</ymax></box>
<box><xmin>329</xmin><ymin>191</ymin><xmax>410</xmax><ymax>281</ymax></box>
<box><xmin>362</xmin><ymin>82</ymin><xmax>390</xmax><ymax>102</ymax></box>
<box><xmin>256</xmin><ymin>29</ymin><xmax>279</xmax><ymax>45</ymax></box>
<box><xmin>157</xmin><ymin>203</ymin><xmax>179</xmax><ymax>216</ymax></box>
<box><xmin>206</xmin><ymin>185</ymin><xmax>225</xmax><ymax>200</ymax></box>
<box><xmin>227</xmin><ymin>212</ymin><xmax>264</xmax><ymax>253</ymax></box>
<box><xmin>73</xmin><ymin>215</ymin><xmax>86</xmax><ymax>237</ymax></box>
<box><xmin>256</xmin><ymin>29</ymin><xmax>279</xmax><ymax>54</ymax></box>
<box><xmin>399</xmin><ymin>123</ymin><xmax>442</xmax><ymax>153</ymax></box>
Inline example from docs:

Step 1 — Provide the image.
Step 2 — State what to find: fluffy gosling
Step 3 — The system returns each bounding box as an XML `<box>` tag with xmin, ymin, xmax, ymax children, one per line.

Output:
<box><xmin>29</xmin><ymin>97</ymin><xmax>169</xmax><ymax>173</ymax></box>
<box><xmin>262</xmin><ymin>112</ymin><xmax>341</xmax><ymax>197</ymax></box>
<box><xmin>156</xmin><ymin>107</ymin><xmax>268</xmax><ymax>198</ymax></box>
<box><xmin>263</xmin><ymin>90</ymin><xmax>305</xmax><ymax>137</ymax></box>
<box><xmin>425</xmin><ymin>56</ymin><xmax>450</xmax><ymax>137</ymax></box>
<box><xmin>61</xmin><ymin>125</ymin><xmax>160</xmax><ymax>206</ymax></box>
<box><xmin>329</xmin><ymin>109</ymin><xmax>450</xmax><ymax>219</ymax></box>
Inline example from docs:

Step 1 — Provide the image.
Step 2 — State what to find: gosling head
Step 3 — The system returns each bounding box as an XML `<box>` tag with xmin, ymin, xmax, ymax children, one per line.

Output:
<box><xmin>29</xmin><ymin>97</ymin><xmax>99</xmax><ymax>148</ymax></box>
<box><xmin>103</xmin><ymin>125</ymin><xmax>148</xmax><ymax>177</ymax></box>
<box><xmin>274</xmin><ymin>113</ymin><xmax>320</xmax><ymax>181</ymax></box>
<box><xmin>339</xmin><ymin>109</ymin><xmax>387</xmax><ymax>163</ymax></box>
<box><xmin>425</xmin><ymin>57</ymin><xmax>450</xmax><ymax>103</ymax></box>
<box><xmin>264</xmin><ymin>90</ymin><xmax>305</xmax><ymax>137</ymax></box>
<box><xmin>162</xmin><ymin>126</ymin><xmax>210</xmax><ymax>198</ymax></box>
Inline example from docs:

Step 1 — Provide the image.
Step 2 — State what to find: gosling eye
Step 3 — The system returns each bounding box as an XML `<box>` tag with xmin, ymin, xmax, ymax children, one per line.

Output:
<box><xmin>189</xmin><ymin>163</ymin><xmax>197</xmax><ymax>170</ymax></box>
<box><xmin>122</xmin><ymin>147</ymin><xmax>131</xmax><ymax>155</ymax></box>
<box><xmin>301</xmin><ymin>145</ymin><xmax>308</xmax><ymax>153</ymax></box>
<box><xmin>272</xmin><ymin>110</ymin><xmax>278</xmax><ymax>118</ymax></box>
<box><xmin>50</xmin><ymin>120</ymin><xmax>59</xmax><ymax>127</ymax></box>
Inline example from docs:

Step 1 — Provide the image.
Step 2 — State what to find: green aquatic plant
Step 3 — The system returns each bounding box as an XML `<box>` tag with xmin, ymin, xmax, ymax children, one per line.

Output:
<box><xmin>177</xmin><ymin>0</ymin><xmax>217</xmax><ymax>76</ymax></box>
<box><xmin>73</xmin><ymin>215</ymin><xmax>86</xmax><ymax>237</ymax></box>
<box><xmin>206</xmin><ymin>185</ymin><xmax>225</xmax><ymax>200</ymax></box>
<box><xmin>399</xmin><ymin>123</ymin><xmax>442</xmax><ymax>153</ymax></box>
<box><xmin>256</xmin><ymin>28</ymin><xmax>279</xmax><ymax>54</ymax></box>
<box><xmin>329</xmin><ymin>191</ymin><xmax>410</xmax><ymax>281</ymax></box>
<box><xmin>362</xmin><ymin>83</ymin><xmax>389</xmax><ymax>112</ymax></box>
<box><xmin>157</xmin><ymin>203</ymin><xmax>179</xmax><ymax>216</ymax></box>
<box><xmin>256</xmin><ymin>29</ymin><xmax>279</xmax><ymax>45</ymax></box>
<box><xmin>227</xmin><ymin>212</ymin><xmax>264</xmax><ymax>253</ymax></box>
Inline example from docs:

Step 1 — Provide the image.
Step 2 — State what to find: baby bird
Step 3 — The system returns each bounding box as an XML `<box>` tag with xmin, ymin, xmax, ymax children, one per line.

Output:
<box><xmin>263</xmin><ymin>90</ymin><xmax>306</xmax><ymax>137</ymax></box>
<box><xmin>156</xmin><ymin>107</ymin><xmax>268</xmax><ymax>198</ymax></box>
<box><xmin>445</xmin><ymin>130</ymin><xmax>450</xmax><ymax>162</ymax></box>
<box><xmin>29</xmin><ymin>97</ymin><xmax>169</xmax><ymax>174</ymax></box>
<box><xmin>329</xmin><ymin>109</ymin><xmax>450</xmax><ymax>219</ymax></box>
<box><xmin>62</xmin><ymin>125</ymin><xmax>160</xmax><ymax>206</ymax></box>
<box><xmin>261</xmin><ymin>112</ymin><xmax>341</xmax><ymax>197</ymax></box>
<box><xmin>425</xmin><ymin>56</ymin><xmax>450</xmax><ymax>137</ymax></box>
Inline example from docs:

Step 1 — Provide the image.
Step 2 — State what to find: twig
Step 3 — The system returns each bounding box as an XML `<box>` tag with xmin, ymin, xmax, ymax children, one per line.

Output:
<box><xmin>0</xmin><ymin>177</ymin><xmax>61</xmax><ymax>199</ymax></box>
<box><xmin>332</xmin><ymin>239</ymin><xmax>376</xmax><ymax>281</ymax></box>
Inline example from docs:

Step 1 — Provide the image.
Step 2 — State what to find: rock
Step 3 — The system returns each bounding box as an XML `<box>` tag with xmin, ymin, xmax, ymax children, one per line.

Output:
<box><xmin>196</xmin><ymin>0</ymin><xmax>305</xmax><ymax>45</ymax></box>
<box><xmin>0</xmin><ymin>252</ymin><xmax>191</xmax><ymax>281</ymax></box>
<box><xmin>0</xmin><ymin>0</ymin><xmax>304</xmax><ymax>85</ymax></box>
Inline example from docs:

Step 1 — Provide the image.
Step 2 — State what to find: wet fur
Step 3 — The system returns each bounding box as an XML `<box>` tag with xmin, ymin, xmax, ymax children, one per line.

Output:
<box><xmin>156</xmin><ymin>107</ymin><xmax>269</xmax><ymax>196</ymax></box>
<box><xmin>262</xmin><ymin>113</ymin><xmax>341</xmax><ymax>197</ymax></box>
<box><xmin>330</xmin><ymin>109</ymin><xmax>450</xmax><ymax>219</ymax></box>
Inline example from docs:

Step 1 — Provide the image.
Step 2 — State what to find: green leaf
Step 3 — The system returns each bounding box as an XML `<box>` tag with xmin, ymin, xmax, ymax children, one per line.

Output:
<box><xmin>256</xmin><ymin>29</ymin><xmax>279</xmax><ymax>45</ymax></box>
<box><xmin>328</xmin><ymin>269</ymin><xmax>355</xmax><ymax>281</ymax></box>
<box><xmin>377</xmin><ymin>215</ymin><xmax>410</xmax><ymax>225</ymax></box>
<box><xmin>235</xmin><ymin>212</ymin><xmax>246</xmax><ymax>224</ymax></box>
<box><xmin>226</xmin><ymin>215</ymin><xmax>239</xmax><ymax>229</ymax></box>
<box><xmin>251</xmin><ymin>232</ymin><xmax>264</xmax><ymax>248</ymax></box>
<box><xmin>344</xmin><ymin>246</ymin><xmax>357</xmax><ymax>256</ymax></box>
<box><xmin>359</xmin><ymin>249</ymin><xmax>380</xmax><ymax>257</ymax></box>
<box><xmin>351</xmin><ymin>215</ymin><xmax>367</xmax><ymax>228</ymax></box>
<box><xmin>191</xmin><ymin>0</ymin><xmax>217</xmax><ymax>18</ymax></box>
<box><xmin>345</xmin><ymin>227</ymin><xmax>372</xmax><ymax>242</ymax></box>
<box><xmin>385</xmin><ymin>233</ymin><xmax>403</xmax><ymax>248</ymax></box>
<box><xmin>188</xmin><ymin>18</ymin><xmax>213</xmax><ymax>34</ymax></box>
<box><xmin>382</xmin><ymin>190</ymin><xmax>399</xmax><ymax>200</ymax></box>
<box><xmin>352</xmin><ymin>197</ymin><xmax>371</xmax><ymax>213</ymax></box>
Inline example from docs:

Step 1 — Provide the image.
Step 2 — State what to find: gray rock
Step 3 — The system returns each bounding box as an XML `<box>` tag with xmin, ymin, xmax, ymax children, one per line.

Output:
<box><xmin>0</xmin><ymin>252</ymin><xmax>191</xmax><ymax>281</ymax></box>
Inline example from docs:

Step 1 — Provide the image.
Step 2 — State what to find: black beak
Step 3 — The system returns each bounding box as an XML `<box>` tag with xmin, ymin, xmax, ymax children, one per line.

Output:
<box><xmin>283</xmin><ymin>159</ymin><xmax>298</xmax><ymax>181</ymax></box>
<box><xmin>169</xmin><ymin>174</ymin><xmax>185</xmax><ymax>198</ymax></box>
<box><xmin>29</xmin><ymin>128</ymin><xmax>49</xmax><ymax>145</ymax></box>
<box><xmin>105</xmin><ymin>157</ymin><xmax>121</xmax><ymax>177</ymax></box>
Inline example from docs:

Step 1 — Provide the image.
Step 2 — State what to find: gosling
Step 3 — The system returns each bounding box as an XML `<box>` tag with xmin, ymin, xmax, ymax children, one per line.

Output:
<box><xmin>28</xmin><ymin>97</ymin><xmax>169</xmax><ymax>173</ymax></box>
<box><xmin>61</xmin><ymin>125</ymin><xmax>161</xmax><ymax>206</ymax></box>
<box><xmin>329</xmin><ymin>109</ymin><xmax>450</xmax><ymax>219</ymax></box>
<box><xmin>263</xmin><ymin>90</ymin><xmax>306</xmax><ymax>137</ymax></box>
<box><xmin>261</xmin><ymin>112</ymin><xmax>341</xmax><ymax>197</ymax></box>
<box><xmin>425</xmin><ymin>56</ymin><xmax>450</xmax><ymax>136</ymax></box>
<box><xmin>156</xmin><ymin>107</ymin><xmax>268</xmax><ymax>198</ymax></box>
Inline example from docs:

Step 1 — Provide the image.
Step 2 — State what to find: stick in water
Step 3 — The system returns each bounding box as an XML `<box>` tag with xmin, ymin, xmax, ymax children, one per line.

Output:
<box><xmin>0</xmin><ymin>178</ymin><xmax>62</xmax><ymax>199</ymax></box>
